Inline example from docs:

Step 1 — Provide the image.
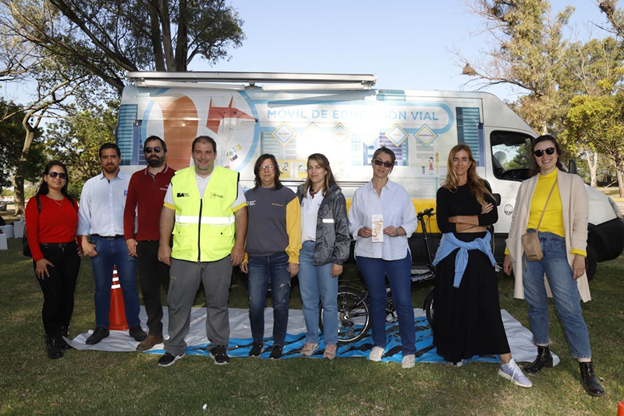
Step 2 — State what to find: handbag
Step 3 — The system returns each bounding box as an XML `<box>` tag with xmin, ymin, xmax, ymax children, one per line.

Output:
<box><xmin>521</xmin><ymin>181</ymin><xmax>557</xmax><ymax>261</ymax></box>
<box><xmin>23</xmin><ymin>196</ymin><xmax>41</xmax><ymax>257</ymax></box>
<box><xmin>521</xmin><ymin>232</ymin><xmax>542</xmax><ymax>261</ymax></box>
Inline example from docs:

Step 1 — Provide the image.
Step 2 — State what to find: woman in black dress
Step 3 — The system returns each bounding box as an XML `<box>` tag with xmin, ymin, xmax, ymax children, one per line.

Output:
<box><xmin>433</xmin><ymin>144</ymin><xmax>531</xmax><ymax>387</ymax></box>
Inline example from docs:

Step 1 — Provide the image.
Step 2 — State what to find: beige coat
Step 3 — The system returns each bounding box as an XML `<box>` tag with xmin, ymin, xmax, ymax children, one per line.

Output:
<box><xmin>506</xmin><ymin>170</ymin><xmax>591</xmax><ymax>302</ymax></box>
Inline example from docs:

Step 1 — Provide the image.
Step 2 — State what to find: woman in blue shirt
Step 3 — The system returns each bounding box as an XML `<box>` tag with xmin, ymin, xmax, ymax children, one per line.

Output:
<box><xmin>349</xmin><ymin>147</ymin><xmax>418</xmax><ymax>369</ymax></box>
<box><xmin>434</xmin><ymin>144</ymin><xmax>530</xmax><ymax>387</ymax></box>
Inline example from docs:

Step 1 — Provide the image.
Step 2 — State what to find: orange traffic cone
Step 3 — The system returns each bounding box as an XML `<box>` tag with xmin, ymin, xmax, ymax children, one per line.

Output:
<box><xmin>109</xmin><ymin>266</ymin><xmax>128</xmax><ymax>331</ymax></box>
<box><xmin>618</xmin><ymin>400</ymin><xmax>624</xmax><ymax>416</ymax></box>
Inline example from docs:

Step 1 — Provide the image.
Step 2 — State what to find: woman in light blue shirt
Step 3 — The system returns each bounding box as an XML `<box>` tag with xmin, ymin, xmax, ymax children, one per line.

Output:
<box><xmin>349</xmin><ymin>147</ymin><xmax>418</xmax><ymax>368</ymax></box>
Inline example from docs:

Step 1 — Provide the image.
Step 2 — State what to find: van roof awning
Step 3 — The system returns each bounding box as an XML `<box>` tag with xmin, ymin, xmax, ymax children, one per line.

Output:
<box><xmin>126</xmin><ymin>71</ymin><xmax>377</xmax><ymax>91</ymax></box>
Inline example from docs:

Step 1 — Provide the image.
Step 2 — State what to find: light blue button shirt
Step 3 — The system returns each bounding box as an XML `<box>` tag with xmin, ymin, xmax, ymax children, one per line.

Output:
<box><xmin>78</xmin><ymin>172</ymin><xmax>130</xmax><ymax>236</ymax></box>
<box><xmin>349</xmin><ymin>180</ymin><xmax>417</xmax><ymax>261</ymax></box>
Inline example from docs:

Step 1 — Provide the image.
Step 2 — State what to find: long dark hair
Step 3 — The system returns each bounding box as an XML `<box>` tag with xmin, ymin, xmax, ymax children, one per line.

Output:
<box><xmin>530</xmin><ymin>134</ymin><xmax>566</xmax><ymax>176</ymax></box>
<box><xmin>442</xmin><ymin>144</ymin><xmax>492</xmax><ymax>206</ymax></box>
<box><xmin>253</xmin><ymin>154</ymin><xmax>283</xmax><ymax>190</ymax></box>
<box><xmin>303</xmin><ymin>153</ymin><xmax>336</xmax><ymax>197</ymax></box>
<box><xmin>37</xmin><ymin>160</ymin><xmax>74</xmax><ymax>203</ymax></box>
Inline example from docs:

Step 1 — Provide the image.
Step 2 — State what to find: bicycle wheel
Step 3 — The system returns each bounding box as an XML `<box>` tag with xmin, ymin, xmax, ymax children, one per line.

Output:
<box><xmin>319</xmin><ymin>287</ymin><xmax>371</xmax><ymax>344</ymax></box>
<box><xmin>423</xmin><ymin>287</ymin><xmax>435</xmax><ymax>329</ymax></box>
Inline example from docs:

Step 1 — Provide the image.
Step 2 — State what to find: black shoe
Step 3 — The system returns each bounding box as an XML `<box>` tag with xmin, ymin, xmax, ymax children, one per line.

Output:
<box><xmin>525</xmin><ymin>345</ymin><xmax>553</xmax><ymax>373</ymax></box>
<box><xmin>579</xmin><ymin>361</ymin><xmax>605</xmax><ymax>397</ymax></box>
<box><xmin>45</xmin><ymin>334</ymin><xmax>63</xmax><ymax>359</ymax></box>
<box><xmin>157</xmin><ymin>352</ymin><xmax>184</xmax><ymax>367</ymax></box>
<box><xmin>210</xmin><ymin>345</ymin><xmax>230</xmax><ymax>365</ymax></box>
<box><xmin>58</xmin><ymin>326</ymin><xmax>72</xmax><ymax>350</ymax></box>
<box><xmin>269</xmin><ymin>345</ymin><xmax>283</xmax><ymax>360</ymax></box>
<box><xmin>129</xmin><ymin>325</ymin><xmax>147</xmax><ymax>342</ymax></box>
<box><xmin>86</xmin><ymin>327</ymin><xmax>110</xmax><ymax>345</ymax></box>
<box><xmin>249</xmin><ymin>343</ymin><xmax>264</xmax><ymax>357</ymax></box>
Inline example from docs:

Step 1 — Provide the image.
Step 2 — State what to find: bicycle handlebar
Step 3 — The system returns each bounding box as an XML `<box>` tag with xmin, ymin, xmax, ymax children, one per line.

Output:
<box><xmin>417</xmin><ymin>208</ymin><xmax>435</xmax><ymax>218</ymax></box>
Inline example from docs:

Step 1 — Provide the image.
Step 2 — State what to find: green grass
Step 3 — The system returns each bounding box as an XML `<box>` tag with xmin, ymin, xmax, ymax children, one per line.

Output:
<box><xmin>1</xmin><ymin>237</ymin><xmax>623</xmax><ymax>415</ymax></box>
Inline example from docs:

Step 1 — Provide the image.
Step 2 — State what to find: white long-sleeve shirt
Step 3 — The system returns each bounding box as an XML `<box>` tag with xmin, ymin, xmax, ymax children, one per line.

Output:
<box><xmin>77</xmin><ymin>172</ymin><xmax>129</xmax><ymax>237</ymax></box>
<box><xmin>349</xmin><ymin>179</ymin><xmax>417</xmax><ymax>261</ymax></box>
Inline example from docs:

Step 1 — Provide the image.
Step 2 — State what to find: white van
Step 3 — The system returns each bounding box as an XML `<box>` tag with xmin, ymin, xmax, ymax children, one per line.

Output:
<box><xmin>117</xmin><ymin>72</ymin><xmax>624</xmax><ymax>278</ymax></box>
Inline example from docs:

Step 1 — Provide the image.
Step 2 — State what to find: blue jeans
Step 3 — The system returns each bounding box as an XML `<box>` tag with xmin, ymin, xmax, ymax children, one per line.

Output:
<box><xmin>298</xmin><ymin>241</ymin><xmax>339</xmax><ymax>345</ymax></box>
<box><xmin>247</xmin><ymin>252</ymin><xmax>291</xmax><ymax>346</ymax></box>
<box><xmin>522</xmin><ymin>231</ymin><xmax>592</xmax><ymax>359</ymax></box>
<box><xmin>90</xmin><ymin>236</ymin><xmax>141</xmax><ymax>329</ymax></box>
<box><xmin>357</xmin><ymin>252</ymin><xmax>416</xmax><ymax>355</ymax></box>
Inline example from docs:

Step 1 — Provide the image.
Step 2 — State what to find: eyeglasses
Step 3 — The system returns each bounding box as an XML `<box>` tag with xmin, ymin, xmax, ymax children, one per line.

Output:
<box><xmin>48</xmin><ymin>172</ymin><xmax>67</xmax><ymax>180</ymax></box>
<box><xmin>144</xmin><ymin>146</ymin><xmax>163</xmax><ymax>154</ymax></box>
<box><xmin>533</xmin><ymin>147</ymin><xmax>556</xmax><ymax>158</ymax></box>
<box><xmin>373</xmin><ymin>158</ymin><xmax>394</xmax><ymax>168</ymax></box>
<box><xmin>259</xmin><ymin>165</ymin><xmax>275</xmax><ymax>171</ymax></box>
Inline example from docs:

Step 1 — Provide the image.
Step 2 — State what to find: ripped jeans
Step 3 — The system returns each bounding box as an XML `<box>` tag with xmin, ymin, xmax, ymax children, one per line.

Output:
<box><xmin>247</xmin><ymin>252</ymin><xmax>292</xmax><ymax>346</ymax></box>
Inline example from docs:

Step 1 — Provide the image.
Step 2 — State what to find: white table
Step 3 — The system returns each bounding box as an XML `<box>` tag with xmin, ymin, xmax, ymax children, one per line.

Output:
<box><xmin>0</xmin><ymin>225</ymin><xmax>14</xmax><ymax>239</ymax></box>
<box><xmin>12</xmin><ymin>220</ymin><xmax>24</xmax><ymax>238</ymax></box>
<box><xmin>0</xmin><ymin>233</ymin><xmax>7</xmax><ymax>250</ymax></box>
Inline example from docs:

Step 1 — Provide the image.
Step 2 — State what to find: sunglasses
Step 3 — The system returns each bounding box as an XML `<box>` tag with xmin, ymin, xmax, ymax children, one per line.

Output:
<box><xmin>373</xmin><ymin>158</ymin><xmax>394</xmax><ymax>168</ymax></box>
<box><xmin>144</xmin><ymin>146</ymin><xmax>163</xmax><ymax>153</ymax></box>
<box><xmin>259</xmin><ymin>164</ymin><xmax>275</xmax><ymax>171</ymax></box>
<box><xmin>48</xmin><ymin>172</ymin><xmax>67</xmax><ymax>180</ymax></box>
<box><xmin>534</xmin><ymin>147</ymin><xmax>556</xmax><ymax>158</ymax></box>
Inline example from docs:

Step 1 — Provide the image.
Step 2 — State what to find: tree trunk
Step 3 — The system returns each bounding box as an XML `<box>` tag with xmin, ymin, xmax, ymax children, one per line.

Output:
<box><xmin>13</xmin><ymin>113</ymin><xmax>39</xmax><ymax>216</ymax></box>
<box><xmin>618</xmin><ymin>165</ymin><xmax>624</xmax><ymax>198</ymax></box>
<box><xmin>583</xmin><ymin>147</ymin><xmax>598</xmax><ymax>187</ymax></box>
<box><xmin>175</xmin><ymin>0</ymin><xmax>188</xmax><ymax>71</ymax></box>
<box><xmin>159</xmin><ymin>0</ymin><xmax>174</xmax><ymax>71</ymax></box>
<box><xmin>148</xmin><ymin>1</ymin><xmax>165</xmax><ymax>71</ymax></box>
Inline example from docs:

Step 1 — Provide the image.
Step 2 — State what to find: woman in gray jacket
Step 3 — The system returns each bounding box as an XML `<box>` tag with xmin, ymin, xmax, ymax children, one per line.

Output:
<box><xmin>297</xmin><ymin>153</ymin><xmax>350</xmax><ymax>360</ymax></box>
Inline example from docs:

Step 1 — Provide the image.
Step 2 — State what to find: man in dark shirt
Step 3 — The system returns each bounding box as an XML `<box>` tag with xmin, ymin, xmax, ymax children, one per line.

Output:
<box><xmin>124</xmin><ymin>136</ymin><xmax>176</xmax><ymax>351</ymax></box>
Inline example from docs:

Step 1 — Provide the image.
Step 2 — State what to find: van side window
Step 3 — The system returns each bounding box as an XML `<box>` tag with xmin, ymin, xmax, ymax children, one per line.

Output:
<box><xmin>490</xmin><ymin>131</ymin><xmax>533</xmax><ymax>181</ymax></box>
<box><xmin>457</xmin><ymin>107</ymin><xmax>482</xmax><ymax>165</ymax></box>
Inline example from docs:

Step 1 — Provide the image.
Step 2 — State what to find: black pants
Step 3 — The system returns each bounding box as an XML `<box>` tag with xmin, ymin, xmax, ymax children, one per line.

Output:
<box><xmin>34</xmin><ymin>242</ymin><xmax>81</xmax><ymax>336</ymax></box>
<box><xmin>136</xmin><ymin>240</ymin><xmax>170</xmax><ymax>335</ymax></box>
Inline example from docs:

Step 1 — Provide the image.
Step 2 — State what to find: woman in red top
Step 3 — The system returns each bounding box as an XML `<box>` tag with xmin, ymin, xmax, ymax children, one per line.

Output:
<box><xmin>26</xmin><ymin>161</ymin><xmax>81</xmax><ymax>359</ymax></box>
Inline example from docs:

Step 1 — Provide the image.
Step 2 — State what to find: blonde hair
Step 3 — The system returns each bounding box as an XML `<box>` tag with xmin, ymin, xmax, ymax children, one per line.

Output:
<box><xmin>442</xmin><ymin>144</ymin><xmax>492</xmax><ymax>206</ymax></box>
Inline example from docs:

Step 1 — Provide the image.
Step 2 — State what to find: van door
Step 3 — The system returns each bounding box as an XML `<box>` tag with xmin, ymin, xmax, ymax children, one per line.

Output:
<box><xmin>485</xmin><ymin>130</ymin><xmax>534</xmax><ymax>259</ymax></box>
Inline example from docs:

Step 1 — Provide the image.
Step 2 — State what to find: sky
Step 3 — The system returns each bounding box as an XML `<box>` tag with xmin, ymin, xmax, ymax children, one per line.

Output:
<box><xmin>0</xmin><ymin>0</ymin><xmax>612</xmax><ymax>104</ymax></box>
<box><xmin>197</xmin><ymin>0</ymin><xmax>611</xmax><ymax>101</ymax></box>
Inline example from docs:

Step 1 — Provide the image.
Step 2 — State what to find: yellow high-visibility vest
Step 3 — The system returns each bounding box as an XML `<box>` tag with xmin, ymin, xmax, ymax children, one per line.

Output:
<box><xmin>170</xmin><ymin>166</ymin><xmax>239</xmax><ymax>262</ymax></box>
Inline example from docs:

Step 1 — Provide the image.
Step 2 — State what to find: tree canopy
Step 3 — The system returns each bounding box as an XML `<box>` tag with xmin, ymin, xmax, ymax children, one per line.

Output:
<box><xmin>0</xmin><ymin>98</ymin><xmax>46</xmax><ymax>192</ymax></box>
<box><xmin>45</xmin><ymin>100</ymin><xmax>119</xmax><ymax>197</ymax></box>
<box><xmin>567</xmin><ymin>94</ymin><xmax>624</xmax><ymax>195</ymax></box>
<box><xmin>1</xmin><ymin>0</ymin><xmax>245</xmax><ymax>93</ymax></box>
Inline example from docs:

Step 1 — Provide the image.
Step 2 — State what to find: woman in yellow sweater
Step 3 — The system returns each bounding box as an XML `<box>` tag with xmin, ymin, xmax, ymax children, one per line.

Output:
<box><xmin>503</xmin><ymin>135</ymin><xmax>604</xmax><ymax>396</ymax></box>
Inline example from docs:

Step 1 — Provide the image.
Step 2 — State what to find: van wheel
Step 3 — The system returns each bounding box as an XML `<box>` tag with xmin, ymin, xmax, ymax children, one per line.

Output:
<box><xmin>585</xmin><ymin>246</ymin><xmax>597</xmax><ymax>281</ymax></box>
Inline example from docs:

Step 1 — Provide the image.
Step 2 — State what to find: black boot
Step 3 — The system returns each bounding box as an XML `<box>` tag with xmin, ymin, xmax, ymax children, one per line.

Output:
<box><xmin>525</xmin><ymin>345</ymin><xmax>553</xmax><ymax>373</ymax></box>
<box><xmin>58</xmin><ymin>326</ymin><xmax>72</xmax><ymax>350</ymax></box>
<box><xmin>45</xmin><ymin>334</ymin><xmax>63</xmax><ymax>359</ymax></box>
<box><xmin>579</xmin><ymin>361</ymin><xmax>605</xmax><ymax>397</ymax></box>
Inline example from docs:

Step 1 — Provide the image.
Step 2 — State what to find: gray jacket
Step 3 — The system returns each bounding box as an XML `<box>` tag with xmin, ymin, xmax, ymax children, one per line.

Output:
<box><xmin>297</xmin><ymin>183</ymin><xmax>350</xmax><ymax>266</ymax></box>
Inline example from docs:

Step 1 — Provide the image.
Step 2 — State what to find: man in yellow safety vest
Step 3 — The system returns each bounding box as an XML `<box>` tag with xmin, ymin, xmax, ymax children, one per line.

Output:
<box><xmin>156</xmin><ymin>136</ymin><xmax>248</xmax><ymax>367</ymax></box>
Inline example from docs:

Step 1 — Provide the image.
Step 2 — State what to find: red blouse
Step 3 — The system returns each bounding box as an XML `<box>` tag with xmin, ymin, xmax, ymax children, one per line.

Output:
<box><xmin>25</xmin><ymin>195</ymin><xmax>79</xmax><ymax>261</ymax></box>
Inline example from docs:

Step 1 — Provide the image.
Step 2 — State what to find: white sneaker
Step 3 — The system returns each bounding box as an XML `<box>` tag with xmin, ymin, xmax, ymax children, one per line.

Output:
<box><xmin>369</xmin><ymin>346</ymin><xmax>385</xmax><ymax>362</ymax></box>
<box><xmin>498</xmin><ymin>358</ymin><xmax>533</xmax><ymax>388</ymax></box>
<box><xmin>401</xmin><ymin>354</ymin><xmax>415</xmax><ymax>369</ymax></box>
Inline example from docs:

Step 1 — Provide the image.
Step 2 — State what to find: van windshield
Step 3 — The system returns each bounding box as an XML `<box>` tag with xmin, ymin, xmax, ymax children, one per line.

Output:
<box><xmin>490</xmin><ymin>131</ymin><xmax>533</xmax><ymax>181</ymax></box>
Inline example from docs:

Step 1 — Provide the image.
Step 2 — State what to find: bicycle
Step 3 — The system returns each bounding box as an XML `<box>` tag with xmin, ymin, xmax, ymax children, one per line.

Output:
<box><xmin>320</xmin><ymin>208</ymin><xmax>437</xmax><ymax>344</ymax></box>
